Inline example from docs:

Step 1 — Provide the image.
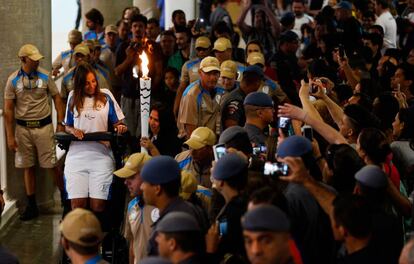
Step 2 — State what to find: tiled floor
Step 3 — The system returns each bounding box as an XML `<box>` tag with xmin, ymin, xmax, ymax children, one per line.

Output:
<box><xmin>0</xmin><ymin>209</ymin><xmax>63</xmax><ymax>263</ymax></box>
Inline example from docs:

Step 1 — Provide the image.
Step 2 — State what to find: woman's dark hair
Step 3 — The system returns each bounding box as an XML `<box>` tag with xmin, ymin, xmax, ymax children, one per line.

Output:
<box><xmin>398</xmin><ymin>107</ymin><xmax>414</xmax><ymax>140</ymax></box>
<box><xmin>71</xmin><ymin>62</ymin><xmax>106</xmax><ymax>116</ymax></box>
<box><xmin>150</xmin><ymin>102</ymin><xmax>178</xmax><ymax>137</ymax></box>
<box><xmin>164</xmin><ymin>67</ymin><xmax>180</xmax><ymax>85</ymax></box>
<box><xmin>307</xmin><ymin>59</ymin><xmax>336</xmax><ymax>81</ymax></box>
<box><xmin>372</xmin><ymin>93</ymin><xmax>399</xmax><ymax>132</ymax></box>
<box><xmin>249</xmin><ymin>186</ymin><xmax>289</xmax><ymax>214</ymax></box>
<box><xmin>358</xmin><ymin>128</ymin><xmax>391</xmax><ymax>164</ymax></box>
<box><xmin>326</xmin><ymin>144</ymin><xmax>365</xmax><ymax>194</ymax></box>
<box><xmin>335</xmin><ymin>84</ymin><xmax>353</xmax><ymax>104</ymax></box>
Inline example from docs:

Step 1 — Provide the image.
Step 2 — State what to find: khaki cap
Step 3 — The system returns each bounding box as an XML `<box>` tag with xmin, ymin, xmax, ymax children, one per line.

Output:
<box><xmin>18</xmin><ymin>44</ymin><xmax>44</xmax><ymax>61</ymax></box>
<box><xmin>60</xmin><ymin>208</ymin><xmax>103</xmax><ymax>247</ymax></box>
<box><xmin>247</xmin><ymin>52</ymin><xmax>265</xmax><ymax>66</ymax></box>
<box><xmin>184</xmin><ymin>127</ymin><xmax>216</xmax><ymax>150</ymax></box>
<box><xmin>105</xmin><ymin>24</ymin><xmax>118</xmax><ymax>35</ymax></box>
<box><xmin>220</xmin><ymin>60</ymin><xmax>238</xmax><ymax>79</ymax></box>
<box><xmin>114</xmin><ymin>153</ymin><xmax>152</xmax><ymax>178</ymax></box>
<box><xmin>199</xmin><ymin>56</ymin><xmax>220</xmax><ymax>73</ymax></box>
<box><xmin>68</xmin><ymin>29</ymin><xmax>82</xmax><ymax>43</ymax></box>
<box><xmin>195</xmin><ymin>36</ymin><xmax>211</xmax><ymax>49</ymax></box>
<box><xmin>213</xmin><ymin>37</ymin><xmax>232</xmax><ymax>52</ymax></box>
<box><xmin>73</xmin><ymin>44</ymin><xmax>90</xmax><ymax>56</ymax></box>
<box><xmin>180</xmin><ymin>170</ymin><xmax>197</xmax><ymax>200</ymax></box>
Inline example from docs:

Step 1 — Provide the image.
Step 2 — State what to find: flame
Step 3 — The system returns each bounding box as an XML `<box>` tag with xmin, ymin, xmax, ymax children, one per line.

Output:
<box><xmin>140</xmin><ymin>51</ymin><xmax>149</xmax><ymax>79</ymax></box>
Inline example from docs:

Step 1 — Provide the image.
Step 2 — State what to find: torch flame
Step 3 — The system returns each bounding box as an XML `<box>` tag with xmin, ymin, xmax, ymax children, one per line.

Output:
<box><xmin>140</xmin><ymin>51</ymin><xmax>149</xmax><ymax>79</ymax></box>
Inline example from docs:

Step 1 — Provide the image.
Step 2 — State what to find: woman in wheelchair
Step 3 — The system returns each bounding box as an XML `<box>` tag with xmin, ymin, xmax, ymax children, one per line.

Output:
<box><xmin>63</xmin><ymin>62</ymin><xmax>127</xmax><ymax>217</ymax></box>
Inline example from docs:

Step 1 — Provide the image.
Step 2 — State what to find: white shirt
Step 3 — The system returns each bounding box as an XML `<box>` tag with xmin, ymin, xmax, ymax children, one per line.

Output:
<box><xmin>293</xmin><ymin>14</ymin><xmax>314</xmax><ymax>39</ymax></box>
<box><xmin>376</xmin><ymin>10</ymin><xmax>397</xmax><ymax>49</ymax></box>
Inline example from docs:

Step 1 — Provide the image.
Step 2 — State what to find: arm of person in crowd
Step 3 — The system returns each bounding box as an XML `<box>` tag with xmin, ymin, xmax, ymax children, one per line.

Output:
<box><xmin>260</xmin><ymin>2</ymin><xmax>281</xmax><ymax>39</ymax></box>
<box><xmin>311</xmin><ymin>79</ymin><xmax>344</xmax><ymax>127</ymax></box>
<box><xmin>114</xmin><ymin>46</ymin><xmax>136</xmax><ymax>77</ymax></box>
<box><xmin>51</xmin><ymin>54</ymin><xmax>63</xmax><ymax>77</ymax></box>
<box><xmin>278</xmin><ymin>103</ymin><xmax>348</xmax><ymax>145</ymax></box>
<box><xmin>279</xmin><ymin>156</ymin><xmax>336</xmax><ymax>217</ymax></box>
<box><xmin>52</xmin><ymin>94</ymin><xmax>66</xmax><ymax>132</ymax></box>
<box><xmin>174</xmin><ymin>80</ymin><xmax>189</xmax><ymax>119</ymax></box>
<box><xmin>298</xmin><ymin>80</ymin><xmax>324</xmax><ymax>122</ymax></box>
<box><xmin>140</xmin><ymin>137</ymin><xmax>161</xmax><ymax>156</ymax></box>
<box><xmin>236</xmin><ymin>0</ymin><xmax>253</xmax><ymax>35</ymax></box>
<box><xmin>337</xmin><ymin>54</ymin><xmax>359</xmax><ymax>90</ymax></box>
<box><xmin>386</xmin><ymin>177</ymin><xmax>412</xmax><ymax>217</ymax></box>
<box><xmin>4</xmin><ymin>99</ymin><xmax>17</xmax><ymax>152</ymax></box>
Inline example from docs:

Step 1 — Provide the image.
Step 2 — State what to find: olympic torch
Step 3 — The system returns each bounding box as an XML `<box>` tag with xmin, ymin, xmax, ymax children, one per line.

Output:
<box><xmin>139</xmin><ymin>52</ymin><xmax>151</xmax><ymax>153</ymax></box>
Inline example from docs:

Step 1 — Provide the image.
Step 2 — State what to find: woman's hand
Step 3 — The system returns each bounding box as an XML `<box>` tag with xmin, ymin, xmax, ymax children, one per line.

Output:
<box><xmin>115</xmin><ymin>123</ymin><xmax>128</xmax><ymax>134</ymax></box>
<box><xmin>71</xmin><ymin>128</ymin><xmax>84</xmax><ymax>140</ymax></box>
<box><xmin>140</xmin><ymin>137</ymin><xmax>154</xmax><ymax>151</ymax></box>
<box><xmin>205</xmin><ymin>222</ymin><xmax>220</xmax><ymax>253</ymax></box>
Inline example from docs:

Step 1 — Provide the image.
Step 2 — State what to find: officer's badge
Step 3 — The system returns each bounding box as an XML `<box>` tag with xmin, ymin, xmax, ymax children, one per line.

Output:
<box><xmin>129</xmin><ymin>209</ymin><xmax>138</xmax><ymax>222</ymax></box>
<box><xmin>151</xmin><ymin>208</ymin><xmax>160</xmax><ymax>222</ymax></box>
<box><xmin>36</xmin><ymin>79</ymin><xmax>43</xmax><ymax>88</ymax></box>
<box><xmin>17</xmin><ymin>80</ymin><xmax>23</xmax><ymax>89</ymax></box>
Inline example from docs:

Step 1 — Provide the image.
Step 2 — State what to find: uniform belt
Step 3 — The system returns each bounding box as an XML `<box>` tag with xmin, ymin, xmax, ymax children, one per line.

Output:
<box><xmin>16</xmin><ymin>116</ymin><xmax>52</xmax><ymax>128</ymax></box>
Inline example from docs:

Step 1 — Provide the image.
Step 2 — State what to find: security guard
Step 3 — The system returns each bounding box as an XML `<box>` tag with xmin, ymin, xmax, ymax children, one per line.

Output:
<box><xmin>140</xmin><ymin>156</ymin><xmax>208</xmax><ymax>256</ymax></box>
<box><xmin>247</xmin><ymin>52</ymin><xmax>288</xmax><ymax>104</ymax></box>
<box><xmin>61</xmin><ymin>44</ymin><xmax>110</xmax><ymax>100</ymax></box>
<box><xmin>218</xmin><ymin>60</ymin><xmax>239</xmax><ymax>93</ymax></box>
<box><xmin>213</xmin><ymin>37</ymin><xmax>245</xmax><ymax>81</ymax></box>
<box><xmin>178</xmin><ymin>56</ymin><xmax>225</xmax><ymax>137</ymax></box>
<box><xmin>173</xmin><ymin>36</ymin><xmax>211</xmax><ymax>117</ymax></box>
<box><xmin>51</xmin><ymin>29</ymin><xmax>82</xmax><ymax>76</ymax></box>
<box><xmin>4</xmin><ymin>44</ymin><xmax>65</xmax><ymax>221</ymax></box>
<box><xmin>220</xmin><ymin>65</ymin><xmax>263</xmax><ymax>130</ymax></box>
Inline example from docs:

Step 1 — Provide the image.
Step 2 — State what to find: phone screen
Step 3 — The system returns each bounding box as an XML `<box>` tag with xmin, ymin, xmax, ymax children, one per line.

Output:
<box><xmin>213</xmin><ymin>144</ymin><xmax>226</xmax><ymax>161</ymax></box>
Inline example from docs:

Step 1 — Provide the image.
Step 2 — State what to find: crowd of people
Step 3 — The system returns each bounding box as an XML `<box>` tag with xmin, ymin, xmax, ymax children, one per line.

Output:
<box><xmin>2</xmin><ymin>0</ymin><xmax>414</xmax><ymax>263</ymax></box>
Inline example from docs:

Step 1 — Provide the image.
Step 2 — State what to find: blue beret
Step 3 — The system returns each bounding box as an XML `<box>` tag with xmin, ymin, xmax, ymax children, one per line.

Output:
<box><xmin>243</xmin><ymin>65</ymin><xmax>264</xmax><ymax>78</ymax></box>
<box><xmin>156</xmin><ymin>212</ymin><xmax>200</xmax><ymax>232</ymax></box>
<box><xmin>355</xmin><ymin>165</ymin><xmax>388</xmax><ymax>189</ymax></box>
<box><xmin>141</xmin><ymin>257</ymin><xmax>172</xmax><ymax>264</ymax></box>
<box><xmin>277</xmin><ymin>135</ymin><xmax>312</xmax><ymax>158</ymax></box>
<box><xmin>213</xmin><ymin>153</ymin><xmax>248</xmax><ymax>180</ymax></box>
<box><xmin>218</xmin><ymin>126</ymin><xmax>247</xmax><ymax>144</ymax></box>
<box><xmin>242</xmin><ymin>205</ymin><xmax>290</xmax><ymax>232</ymax></box>
<box><xmin>141</xmin><ymin>156</ymin><xmax>180</xmax><ymax>184</ymax></box>
<box><xmin>334</xmin><ymin>1</ymin><xmax>352</xmax><ymax>10</ymax></box>
<box><xmin>243</xmin><ymin>92</ymin><xmax>273</xmax><ymax>107</ymax></box>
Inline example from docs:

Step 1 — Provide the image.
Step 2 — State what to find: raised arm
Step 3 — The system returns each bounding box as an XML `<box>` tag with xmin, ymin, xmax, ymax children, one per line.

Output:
<box><xmin>236</xmin><ymin>1</ymin><xmax>253</xmax><ymax>35</ymax></box>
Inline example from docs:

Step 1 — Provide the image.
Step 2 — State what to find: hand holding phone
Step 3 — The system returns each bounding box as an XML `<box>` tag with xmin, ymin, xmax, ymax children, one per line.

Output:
<box><xmin>213</xmin><ymin>144</ymin><xmax>226</xmax><ymax>161</ymax></box>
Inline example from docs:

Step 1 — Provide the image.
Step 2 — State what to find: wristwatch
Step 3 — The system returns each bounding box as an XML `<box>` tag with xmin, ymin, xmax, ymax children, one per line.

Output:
<box><xmin>58</xmin><ymin>121</ymin><xmax>65</xmax><ymax>126</ymax></box>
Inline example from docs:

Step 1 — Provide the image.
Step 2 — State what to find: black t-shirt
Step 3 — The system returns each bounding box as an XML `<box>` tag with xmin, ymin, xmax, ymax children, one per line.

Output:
<box><xmin>337</xmin><ymin>244</ymin><xmax>384</xmax><ymax>264</ymax></box>
<box><xmin>336</xmin><ymin>17</ymin><xmax>363</xmax><ymax>55</ymax></box>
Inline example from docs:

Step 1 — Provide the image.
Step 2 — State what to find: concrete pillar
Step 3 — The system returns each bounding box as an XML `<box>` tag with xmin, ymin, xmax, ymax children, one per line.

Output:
<box><xmin>133</xmin><ymin>0</ymin><xmax>159</xmax><ymax>19</ymax></box>
<box><xmin>0</xmin><ymin>0</ymin><xmax>56</xmax><ymax>211</ymax></box>
<box><xmin>81</xmin><ymin>0</ymin><xmax>133</xmax><ymax>31</ymax></box>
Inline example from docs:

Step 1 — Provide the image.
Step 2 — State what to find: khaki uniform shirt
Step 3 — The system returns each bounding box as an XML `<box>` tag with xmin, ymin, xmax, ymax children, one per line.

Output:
<box><xmin>124</xmin><ymin>197</ymin><xmax>157</xmax><ymax>264</ymax></box>
<box><xmin>52</xmin><ymin>49</ymin><xmax>76</xmax><ymax>75</ymax></box>
<box><xmin>100</xmin><ymin>45</ymin><xmax>120</xmax><ymax>87</ymax></box>
<box><xmin>258</xmin><ymin>77</ymin><xmax>288</xmax><ymax>104</ymax></box>
<box><xmin>61</xmin><ymin>65</ymin><xmax>110</xmax><ymax>99</ymax></box>
<box><xmin>180</xmin><ymin>58</ymin><xmax>202</xmax><ymax>85</ymax></box>
<box><xmin>4</xmin><ymin>67</ymin><xmax>59</xmax><ymax>120</ymax></box>
<box><xmin>178</xmin><ymin>80</ymin><xmax>225</xmax><ymax>135</ymax></box>
<box><xmin>175</xmin><ymin>150</ymin><xmax>212</xmax><ymax>188</ymax></box>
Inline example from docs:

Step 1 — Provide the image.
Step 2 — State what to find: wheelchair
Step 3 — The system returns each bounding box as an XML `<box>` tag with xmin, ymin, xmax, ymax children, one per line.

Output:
<box><xmin>55</xmin><ymin>131</ymin><xmax>130</xmax><ymax>264</ymax></box>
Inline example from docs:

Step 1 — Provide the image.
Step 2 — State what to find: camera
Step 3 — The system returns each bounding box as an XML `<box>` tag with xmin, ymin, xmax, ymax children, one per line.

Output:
<box><xmin>310</xmin><ymin>84</ymin><xmax>318</xmax><ymax>94</ymax></box>
<box><xmin>264</xmin><ymin>162</ymin><xmax>289</xmax><ymax>176</ymax></box>
<box><xmin>278</xmin><ymin>117</ymin><xmax>294</xmax><ymax>137</ymax></box>
<box><xmin>129</xmin><ymin>41</ymin><xmax>143</xmax><ymax>52</ymax></box>
<box><xmin>253</xmin><ymin>145</ymin><xmax>267</xmax><ymax>155</ymax></box>
<box><xmin>213</xmin><ymin>144</ymin><xmax>226</xmax><ymax>161</ymax></box>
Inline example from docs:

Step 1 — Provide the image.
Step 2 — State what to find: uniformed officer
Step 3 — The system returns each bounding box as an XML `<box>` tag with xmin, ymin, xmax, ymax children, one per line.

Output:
<box><xmin>114</xmin><ymin>153</ymin><xmax>157</xmax><ymax>264</ymax></box>
<box><xmin>61</xmin><ymin>44</ymin><xmax>110</xmax><ymax>100</ymax></box>
<box><xmin>178</xmin><ymin>56</ymin><xmax>225</xmax><ymax>138</ymax></box>
<box><xmin>207</xmin><ymin>153</ymin><xmax>248</xmax><ymax>262</ymax></box>
<box><xmin>175</xmin><ymin>127</ymin><xmax>216</xmax><ymax>188</ymax></box>
<box><xmin>219</xmin><ymin>60</ymin><xmax>239</xmax><ymax>93</ymax></box>
<box><xmin>52</xmin><ymin>29</ymin><xmax>82</xmax><ymax>76</ymax></box>
<box><xmin>155</xmin><ymin>212</ymin><xmax>204</xmax><ymax>264</ymax></box>
<box><xmin>156</xmin><ymin>212</ymin><xmax>205</xmax><ymax>264</ymax></box>
<box><xmin>173</xmin><ymin>36</ymin><xmax>212</xmax><ymax>118</ymax></box>
<box><xmin>220</xmin><ymin>65</ymin><xmax>263</xmax><ymax>130</ymax></box>
<box><xmin>4</xmin><ymin>44</ymin><xmax>66</xmax><ymax>221</ymax></box>
<box><xmin>60</xmin><ymin>208</ymin><xmax>108</xmax><ymax>263</ymax></box>
<box><xmin>140</xmin><ymin>156</ymin><xmax>208</xmax><ymax>256</ymax></box>
<box><xmin>213</xmin><ymin>37</ymin><xmax>245</xmax><ymax>81</ymax></box>
<box><xmin>247</xmin><ymin>52</ymin><xmax>288</xmax><ymax>104</ymax></box>
<box><xmin>242</xmin><ymin>205</ymin><xmax>295</xmax><ymax>264</ymax></box>
<box><xmin>243</xmin><ymin>92</ymin><xmax>274</xmax><ymax>146</ymax></box>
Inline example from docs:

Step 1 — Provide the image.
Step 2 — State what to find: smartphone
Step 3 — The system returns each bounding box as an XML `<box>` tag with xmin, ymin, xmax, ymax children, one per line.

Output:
<box><xmin>263</xmin><ymin>162</ymin><xmax>289</xmax><ymax>176</ymax></box>
<box><xmin>302</xmin><ymin>125</ymin><xmax>313</xmax><ymax>141</ymax></box>
<box><xmin>278</xmin><ymin>117</ymin><xmax>294</xmax><ymax>137</ymax></box>
<box><xmin>213</xmin><ymin>144</ymin><xmax>226</xmax><ymax>161</ymax></box>
<box><xmin>253</xmin><ymin>145</ymin><xmax>267</xmax><ymax>155</ymax></box>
